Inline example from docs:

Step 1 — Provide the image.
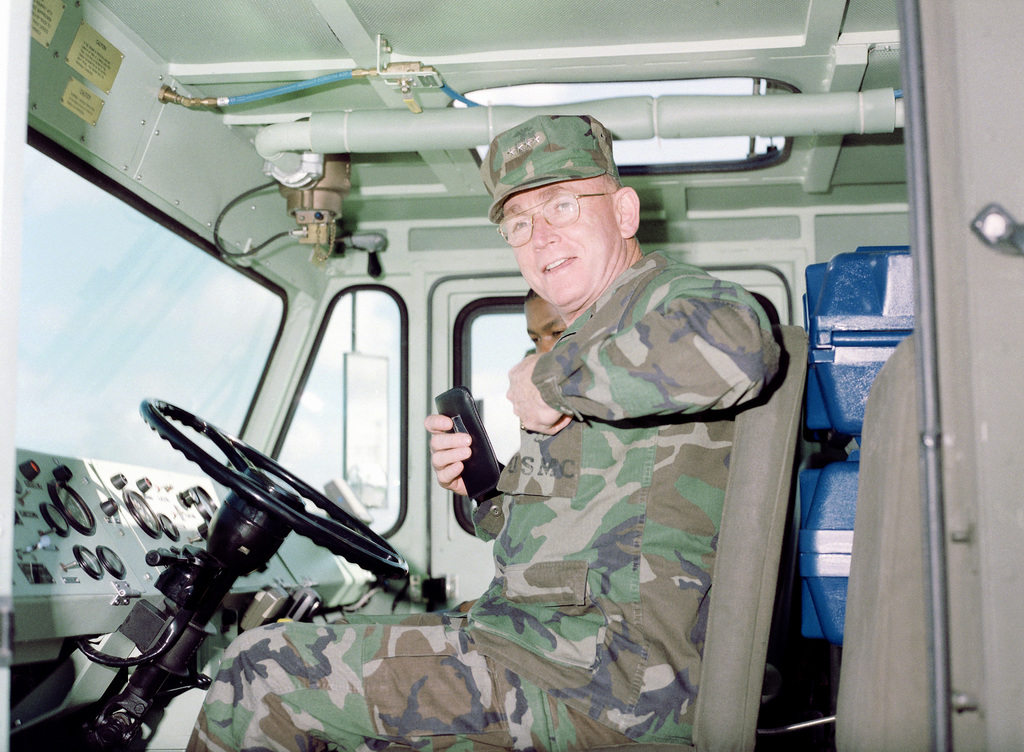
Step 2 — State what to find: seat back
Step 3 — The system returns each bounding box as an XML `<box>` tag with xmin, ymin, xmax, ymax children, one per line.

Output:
<box><xmin>594</xmin><ymin>326</ymin><xmax>807</xmax><ymax>752</ymax></box>
<box><xmin>835</xmin><ymin>335</ymin><xmax>929</xmax><ymax>750</ymax></box>
<box><xmin>693</xmin><ymin>324</ymin><xmax>807</xmax><ymax>752</ymax></box>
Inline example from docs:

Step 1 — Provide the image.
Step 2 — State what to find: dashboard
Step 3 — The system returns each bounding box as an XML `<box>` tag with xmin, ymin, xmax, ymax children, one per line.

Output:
<box><xmin>11</xmin><ymin>448</ymin><xmax>373</xmax><ymax>667</ymax></box>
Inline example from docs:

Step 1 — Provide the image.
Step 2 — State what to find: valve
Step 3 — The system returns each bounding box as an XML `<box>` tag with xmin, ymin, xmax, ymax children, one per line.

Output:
<box><xmin>275</xmin><ymin>154</ymin><xmax>351</xmax><ymax>260</ymax></box>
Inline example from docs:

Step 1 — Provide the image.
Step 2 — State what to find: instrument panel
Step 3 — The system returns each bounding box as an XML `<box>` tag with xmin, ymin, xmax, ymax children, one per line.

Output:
<box><xmin>12</xmin><ymin>448</ymin><xmax>372</xmax><ymax>663</ymax></box>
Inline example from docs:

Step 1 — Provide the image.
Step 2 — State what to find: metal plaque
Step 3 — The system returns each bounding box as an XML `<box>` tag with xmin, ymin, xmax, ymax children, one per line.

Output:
<box><xmin>66</xmin><ymin>21</ymin><xmax>123</xmax><ymax>94</ymax></box>
<box><xmin>30</xmin><ymin>0</ymin><xmax>65</xmax><ymax>48</ymax></box>
<box><xmin>60</xmin><ymin>77</ymin><xmax>104</xmax><ymax>126</ymax></box>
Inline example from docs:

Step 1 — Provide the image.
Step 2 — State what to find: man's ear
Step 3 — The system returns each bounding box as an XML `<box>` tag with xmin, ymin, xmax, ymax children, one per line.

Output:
<box><xmin>613</xmin><ymin>186</ymin><xmax>641</xmax><ymax>238</ymax></box>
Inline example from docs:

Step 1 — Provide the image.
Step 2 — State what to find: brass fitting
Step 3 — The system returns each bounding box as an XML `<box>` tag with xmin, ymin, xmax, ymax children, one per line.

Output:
<box><xmin>157</xmin><ymin>84</ymin><xmax>219</xmax><ymax>109</ymax></box>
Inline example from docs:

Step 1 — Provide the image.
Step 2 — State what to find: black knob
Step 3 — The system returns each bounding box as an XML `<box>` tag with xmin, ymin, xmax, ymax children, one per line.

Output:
<box><xmin>52</xmin><ymin>464</ymin><xmax>73</xmax><ymax>483</ymax></box>
<box><xmin>368</xmin><ymin>250</ymin><xmax>382</xmax><ymax>278</ymax></box>
<box><xmin>110</xmin><ymin>473</ymin><xmax>128</xmax><ymax>490</ymax></box>
<box><xmin>99</xmin><ymin>497</ymin><xmax>118</xmax><ymax>517</ymax></box>
<box><xmin>136</xmin><ymin>477</ymin><xmax>152</xmax><ymax>494</ymax></box>
<box><xmin>145</xmin><ymin>547</ymin><xmax>186</xmax><ymax>567</ymax></box>
<box><xmin>18</xmin><ymin>460</ymin><xmax>40</xmax><ymax>481</ymax></box>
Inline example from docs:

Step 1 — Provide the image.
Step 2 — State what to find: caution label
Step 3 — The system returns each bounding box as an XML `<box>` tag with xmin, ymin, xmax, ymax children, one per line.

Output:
<box><xmin>60</xmin><ymin>77</ymin><xmax>105</xmax><ymax>126</ymax></box>
<box><xmin>67</xmin><ymin>21</ymin><xmax>123</xmax><ymax>94</ymax></box>
<box><xmin>31</xmin><ymin>0</ymin><xmax>65</xmax><ymax>48</ymax></box>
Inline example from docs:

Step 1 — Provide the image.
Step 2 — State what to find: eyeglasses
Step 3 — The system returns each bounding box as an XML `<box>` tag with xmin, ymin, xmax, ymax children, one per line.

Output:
<box><xmin>498</xmin><ymin>192</ymin><xmax>610</xmax><ymax>247</ymax></box>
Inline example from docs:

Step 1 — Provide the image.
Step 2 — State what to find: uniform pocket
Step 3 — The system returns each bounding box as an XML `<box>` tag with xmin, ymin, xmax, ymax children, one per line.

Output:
<box><xmin>472</xmin><ymin>559</ymin><xmax>606</xmax><ymax>670</ymax></box>
<box><xmin>503</xmin><ymin>560</ymin><xmax>589</xmax><ymax>609</ymax></box>
<box><xmin>362</xmin><ymin>622</ymin><xmax>509</xmax><ymax>741</ymax></box>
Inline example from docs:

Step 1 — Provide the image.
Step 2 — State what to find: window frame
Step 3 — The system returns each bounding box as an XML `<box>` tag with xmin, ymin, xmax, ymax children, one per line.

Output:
<box><xmin>272</xmin><ymin>283</ymin><xmax>409</xmax><ymax>538</ymax></box>
<box><xmin>451</xmin><ymin>294</ymin><xmax>526</xmax><ymax>535</ymax></box>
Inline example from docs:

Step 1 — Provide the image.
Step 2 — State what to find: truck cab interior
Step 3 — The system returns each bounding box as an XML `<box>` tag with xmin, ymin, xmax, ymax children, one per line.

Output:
<box><xmin>1</xmin><ymin>0</ymin><xmax>1021</xmax><ymax>750</ymax></box>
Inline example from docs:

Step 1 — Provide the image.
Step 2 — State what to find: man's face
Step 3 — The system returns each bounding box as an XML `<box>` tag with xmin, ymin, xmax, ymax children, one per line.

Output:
<box><xmin>503</xmin><ymin>176</ymin><xmax>640</xmax><ymax>324</ymax></box>
<box><xmin>524</xmin><ymin>296</ymin><xmax>566</xmax><ymax>354</ymax></box>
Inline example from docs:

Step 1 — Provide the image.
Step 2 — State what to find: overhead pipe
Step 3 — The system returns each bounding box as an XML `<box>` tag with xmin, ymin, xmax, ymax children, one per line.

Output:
<box><xmin>255</xmin><ymin>88</ymin><xmax>904</xmax><ymax>168</ymax></box>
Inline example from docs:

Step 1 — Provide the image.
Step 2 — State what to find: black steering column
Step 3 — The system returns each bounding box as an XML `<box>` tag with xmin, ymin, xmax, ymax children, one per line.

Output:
<box><xmin>82</xmin><ymin>400</ymin><xmax>407</xmax><ymax>749</ymax></box>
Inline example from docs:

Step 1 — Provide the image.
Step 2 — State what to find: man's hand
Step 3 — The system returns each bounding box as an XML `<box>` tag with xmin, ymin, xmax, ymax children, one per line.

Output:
<box><xmin>425</xmin><ymin>413</ymin><xmax>472</xmax><ymax>496</ymax></box>
<box><xmin>507</xmin><ymin>354</ymin><xmax>572</xmax><ymax>435</ymax></box>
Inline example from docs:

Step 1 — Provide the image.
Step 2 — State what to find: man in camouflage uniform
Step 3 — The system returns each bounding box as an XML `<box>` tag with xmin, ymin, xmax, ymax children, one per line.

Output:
<box><xmin>524</xmin><ymin>288</ymin><xmax>566</xmax><ymax>356</ymax></box>
<box><xmin>187</xmin><ymin>114</ymin><xmax>780</xmax><ymax>752</ymax></box>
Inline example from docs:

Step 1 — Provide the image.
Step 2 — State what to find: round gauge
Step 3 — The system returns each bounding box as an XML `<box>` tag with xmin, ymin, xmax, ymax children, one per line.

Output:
<box><xmin>95</xmin><ymin>545</ymin><xmax>127</xmax><ymax>579</ymax></box>
<box><xmin>38</xmin><ymin>501</ymin><xmax>71</xmax><ymax>538</ymax></box>
<box><xmin>158</xmin><ymin>513</ymin><xmax>180</xmax><ymax>542</ymax></box>
<box><xmin>72</xmin><ymin>545</ymin><xmax>103</xmax><ymax>580</ymax></box>
<box><xmin>47</xmin><ymin>481</ymin><xmax>96</xmax><ymax>535</ymax></box>
<box><xmin>122</xmin><ymin>489</ymin><xmax>161</xmax><ymax>539</ymax></box>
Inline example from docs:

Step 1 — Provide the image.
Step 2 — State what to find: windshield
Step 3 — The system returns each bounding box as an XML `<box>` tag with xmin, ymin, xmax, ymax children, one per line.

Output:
<box><xmin>17</xmin><ymin>143</ymin><xmax>284</xmax><ymax>475</ymax></box>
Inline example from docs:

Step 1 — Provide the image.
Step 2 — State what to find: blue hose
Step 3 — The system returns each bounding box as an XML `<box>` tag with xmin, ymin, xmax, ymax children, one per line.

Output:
<box><xmin>441</xmin><ymin>84</ymin><xmax>479</xmax><ymax>107</ymax></box>
<box><xmin>217</xmin><ymin>70</ymin><xmax>477</xmax><ymax>109</ymax></box>
<box><xmin>223</xmin><ymin>70</ymin><xmax>355</xmax><ymax>106</ymax></box>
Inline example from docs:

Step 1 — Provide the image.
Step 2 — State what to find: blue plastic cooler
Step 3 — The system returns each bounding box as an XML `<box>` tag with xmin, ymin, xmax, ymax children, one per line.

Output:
<box><xmin>799</xmin><ymin>246</ymin><xmax>914</xmax><ymax>644</ymax></box>
<box><xmin>804</xmin><ymin>246</ymin><xmax>913</xmax><ymax>436</ymax></box>
<box><xmin>798</xmin><ymin>456</ymin><xmax>859</xmax><ymax>644</ymax></box>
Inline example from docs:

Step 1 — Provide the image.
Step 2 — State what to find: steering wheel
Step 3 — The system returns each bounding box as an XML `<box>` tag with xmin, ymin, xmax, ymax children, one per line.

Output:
<box><xmin>140</xmin><ymin>398</ymin><xmax>407</xmax><ymax>579</ymax></box>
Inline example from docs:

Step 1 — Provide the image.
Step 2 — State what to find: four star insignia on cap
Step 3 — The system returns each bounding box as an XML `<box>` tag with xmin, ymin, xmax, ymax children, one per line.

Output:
<box><xmin>506</xmin><ymin>134</ymin><xmax>545</xmax><ymax>157</ymax></box>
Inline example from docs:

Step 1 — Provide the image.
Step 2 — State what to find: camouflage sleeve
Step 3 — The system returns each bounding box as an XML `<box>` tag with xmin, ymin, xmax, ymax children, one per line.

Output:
<box><xmin>532</xmin><ymin>272</ymin><xmax>781</xmax><ymax>422</ymax></box>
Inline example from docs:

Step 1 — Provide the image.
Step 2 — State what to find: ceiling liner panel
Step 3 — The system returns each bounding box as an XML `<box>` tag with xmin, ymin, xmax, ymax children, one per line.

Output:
<box><xmin>100</xmin><ymin>0</ymin><xmax>346</xmax><ymax>64</ymax></box>
<box><xmin>340</xmin><ymin>0</ymin><xmax>812</xmax><ymax>57</ymax></box>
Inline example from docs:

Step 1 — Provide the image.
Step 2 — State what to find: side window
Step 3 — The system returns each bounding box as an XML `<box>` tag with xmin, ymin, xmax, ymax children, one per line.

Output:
<box><xmin>277</xmin><ymin>287</ymin><xmax>405</xmax><ymax>536</ymax></box>
<box><xmin>452</xmin><ymin>297</ymin><xmax>533</xmax><ymax>533</ymax></box>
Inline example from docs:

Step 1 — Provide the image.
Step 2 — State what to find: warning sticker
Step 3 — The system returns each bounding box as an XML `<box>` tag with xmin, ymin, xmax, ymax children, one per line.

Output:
<box><xmin>31</xmin><ymin>0</ymin><xmax>66</xmax><ymax>48</ymax></box>
<box><xmin>67</xmin><ymin>21</ymin><xmax>123</xmax><ymax>94</ymax></box>
<box><xmin>60</xmin><ymin>77</ymin><xmax>104</xmax><ymax>126</ymax></box>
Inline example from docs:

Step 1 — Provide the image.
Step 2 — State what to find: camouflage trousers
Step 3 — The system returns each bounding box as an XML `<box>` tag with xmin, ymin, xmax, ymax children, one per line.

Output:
<box><xmin>186</xmin><ymin>611</ymin><xmax>634</xmax><ymax>752</ymax></box>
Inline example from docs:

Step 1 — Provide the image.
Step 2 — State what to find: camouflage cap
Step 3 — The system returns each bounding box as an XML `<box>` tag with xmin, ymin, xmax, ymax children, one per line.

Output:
<box><xmin>481</xmin><ymin>115</ymin><xmax>618</xmax><ymax>223</ymax></box>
